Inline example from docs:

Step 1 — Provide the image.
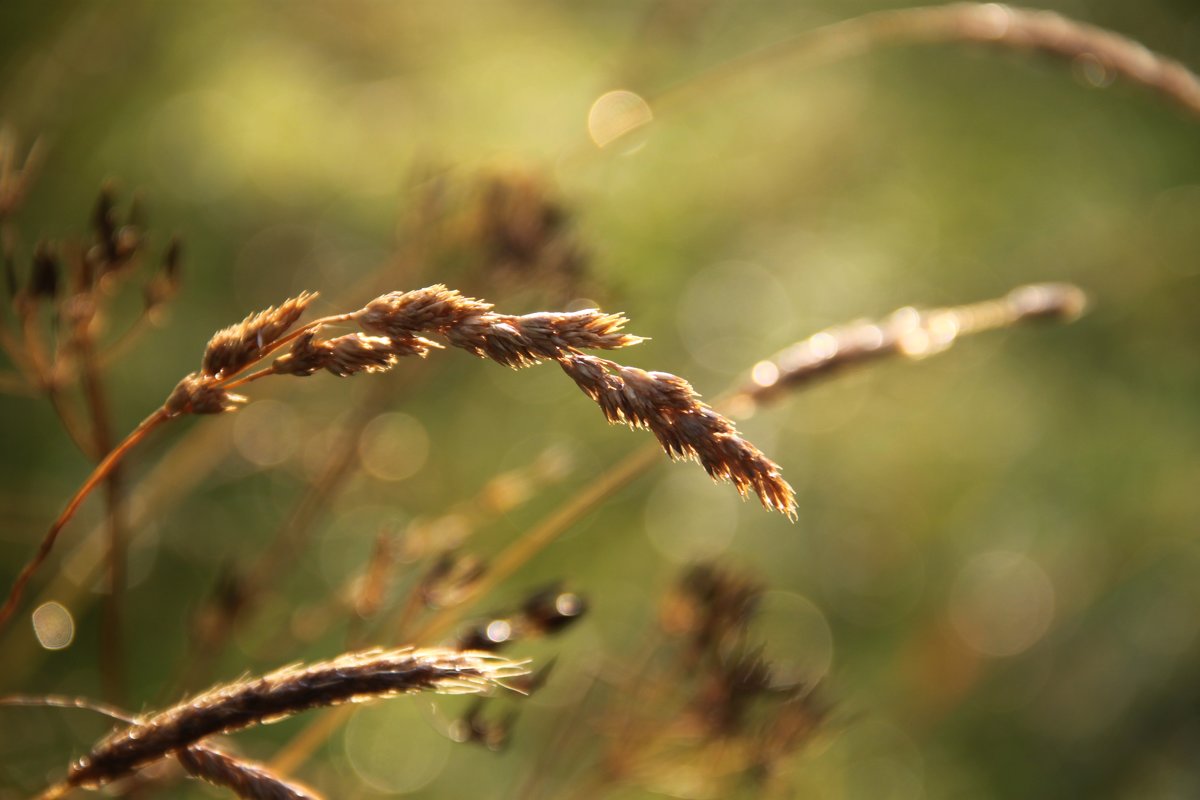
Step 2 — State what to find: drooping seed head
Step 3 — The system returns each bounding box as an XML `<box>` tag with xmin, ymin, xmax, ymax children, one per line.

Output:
<box><xmin>559</xmin><ymin>354</ymin><xmax>796</xmax><ymax>517</ymax></box>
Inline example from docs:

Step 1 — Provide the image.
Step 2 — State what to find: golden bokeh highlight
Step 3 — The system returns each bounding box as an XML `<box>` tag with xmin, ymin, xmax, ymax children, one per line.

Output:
<box><xmin>31</xmin><ymin>602</ymin><xmax>74</xmax><ymax>650</ymax></box>
<box><xmin>587</xmin><ymin>89</ymin><xmax>653</xmax><ymax>148</ymax></box>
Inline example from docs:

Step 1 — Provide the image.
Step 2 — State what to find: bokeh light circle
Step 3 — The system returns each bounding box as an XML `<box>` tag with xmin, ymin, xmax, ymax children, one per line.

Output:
<box><xmin>949</xmin><ymin>550</ymin><xmax>1055</xmax><ymax>657</ymax></box>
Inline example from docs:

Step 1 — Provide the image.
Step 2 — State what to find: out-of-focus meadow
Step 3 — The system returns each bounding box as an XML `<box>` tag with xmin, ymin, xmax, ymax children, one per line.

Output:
<box><xmin>2</xmin><ymin>1</ymin><xmax>1199</xmax><ymax>798</ymax></box>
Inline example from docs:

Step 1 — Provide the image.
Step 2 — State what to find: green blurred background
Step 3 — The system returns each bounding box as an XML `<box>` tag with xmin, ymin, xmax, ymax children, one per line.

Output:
<box><xmin>2</xmin><ymin>1</ymin><xmax>1199</xmax><ymax>798</ymax></box>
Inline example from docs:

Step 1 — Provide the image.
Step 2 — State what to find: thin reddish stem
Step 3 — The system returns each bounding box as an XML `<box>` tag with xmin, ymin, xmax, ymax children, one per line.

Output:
<box><xmin>0</xmin><ymin>406</ymin><xmax>170</xmax><ymax>634</ymax></box>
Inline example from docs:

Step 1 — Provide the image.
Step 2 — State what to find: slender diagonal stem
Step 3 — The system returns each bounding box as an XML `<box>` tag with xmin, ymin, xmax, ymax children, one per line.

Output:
<box><xmin>0</xmin><ymin>406</ymin><xmax>168</xmax><ymax>633</ymax></box>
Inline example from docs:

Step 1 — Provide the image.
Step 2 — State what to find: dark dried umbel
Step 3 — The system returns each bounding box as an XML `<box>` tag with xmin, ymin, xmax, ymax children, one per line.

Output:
<box><xmin>448</xmin><ymin>700</ymin><xmax>519</xmax><ymax>753</ymax></box>
<box><xmin>37</xmin><ymin>648</ymin><xmax>525</xmax><ymax>799</ymax></box>
<box><xmin>419</xmin><ymin>553</ymin><xmax>489</xmax><ymax>611</ymax></box>
<box><xmin>661</xmin><ymin>563</ymin><xmax>764</xmax><ymax>660</ymax></box>
<box><xmin>457</xmin><ymin>584</ymin><xmax>588</xmax><ymax>651</ymax></box>
<box><xmin>405</xmin><ymin>167</ymin><xmax>590</xmax><ymax>302</ymax></box>
<box><xmin>576</xmin><ymin>561</ymin><xmax>827</xmax><ymax>798</ymax></box>
<box><xmin>176</xmin><ymin>745</ymin><xmax>323</xmax><ymax>800</ymax></box>
<box><xmin>28</xmin><ymin>241</ymin><xmax>60</xmax><ymax>300</ymax></box>
<box><xmin>86</xmin><ymin>185</ymin><xmax>144</xmax><ymax>279</ymax></box>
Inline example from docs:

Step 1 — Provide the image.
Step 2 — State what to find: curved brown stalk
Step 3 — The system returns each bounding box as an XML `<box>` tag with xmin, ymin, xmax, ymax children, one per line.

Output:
<box><xmin>591</xmin><ymin>3</ymin><xmax>1200</xmax><ymax>155</ymax></box>
<box><xmin>0</xmin><ymin>406</ymin><xmax>168</xmax><ymax>632</ymax></box>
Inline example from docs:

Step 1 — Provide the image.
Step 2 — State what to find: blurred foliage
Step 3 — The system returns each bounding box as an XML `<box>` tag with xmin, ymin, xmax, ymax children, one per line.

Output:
<box><xmin>2</xmin><ymin>1</ymin><xmax>1200</xmax><ymax>798</ymax></box>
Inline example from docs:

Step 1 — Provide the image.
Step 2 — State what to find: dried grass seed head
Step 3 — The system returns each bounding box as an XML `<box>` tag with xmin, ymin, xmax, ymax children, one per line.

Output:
<box><xmin>273</xmin><ymin>330</ymin><xmax>441</xmax><ymax>377</ymax></box>
<box><xmin>446</xmin><ymin>309</ymin><xmax>642</xmax><ymax>368</ymax></box>
<box><xmin>202</xmin><ymin>291</ymin><xmax>318</xmax><ymax>378</ymax></box>
<box><xmin>358</xmin><ymin>284</ymin><xmax>492</xmax><ymax>338</ymax></box>
<box><xmin>559</xmin><ymin>355</ymin><xmax>796</xmax><ymax>517</ymax></box>
<box><xmin>66</xmin><ymin>647</ymin><xmax>527</xmax><ymax>790</ymax></box>
<box><xmin>176</xmin><ymin>745</ymin><xmax>323</xmax><ymax>800</ymax></box>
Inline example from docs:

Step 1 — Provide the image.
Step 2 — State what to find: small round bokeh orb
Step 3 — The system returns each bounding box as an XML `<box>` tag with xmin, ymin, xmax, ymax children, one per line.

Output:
<box><xmin>31</xmin><ymin>601</ymin><xmax>75</xmax><ymax>650</ymax></box>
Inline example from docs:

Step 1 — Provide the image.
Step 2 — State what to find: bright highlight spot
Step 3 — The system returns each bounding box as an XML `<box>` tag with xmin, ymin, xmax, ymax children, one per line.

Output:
<box><xmin>588</xmin><ymin>89</ymin><xmax>653</xmax><ymax>148</ymax></box>
<box><xmin>32</xmin><ymin>602</ymin><xmax>74</xmax><ymax>650</ymax></box>
<box><xmin>752</xmin><ymin>360</ymin><xmax>780</xmax><ymax>388</ymax></box>
<box><xmin>486</xmin><ymin>619</ymin><xmax>513</xmax><ymax>644</ymax></box>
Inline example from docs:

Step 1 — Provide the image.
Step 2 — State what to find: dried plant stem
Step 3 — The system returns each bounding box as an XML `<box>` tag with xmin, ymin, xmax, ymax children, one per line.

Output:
<box><xmin>77</xmin><ymin>333</ymin><xmax>127</xmax><ymax>702</ymax></box>
<box><xmin>408</xmin><ymin>444</ymin><xmax>662</xmax><ymax>644</ymax></box>
<box><xmin>0</xmin><ymin>305</ymin><xmax>342</xmax><ymax>636</ymax></box>
<box><xmin>20</xmin><ymin>313</ymin><xmax>96</xmax><ymax>459</ymax></box>
<box><xmin>715</xmin><ymin>4</ymin><xmax>1200</xmax><ymax>110</ymax></box>
<box><xmin>593</xmin><ymin>3</ymin><xmax>1200</xmax><ymax>155</ymax></box>
<box><xmin>734</xmin><ymin>282</ymin><xmax>1087</xmax><ymax>403</ymax></box>
<box><xmin>37</xmin><ymin>647</ymin><xmax>525</xmax><ymax>798</ymax></box>
<box><xmin>0</xmin><ymin>406</ymin><xmax>167</xmax><ymax>632</ymax></box>
<box><xmin>44</xmin><ymin>381</ymin><xmax>96</xmax><ymax>459</ymax></box>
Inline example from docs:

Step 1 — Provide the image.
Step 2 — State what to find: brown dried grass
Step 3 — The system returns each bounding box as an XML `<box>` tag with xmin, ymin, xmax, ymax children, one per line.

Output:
<box><xmin>35</xmin><ymin>647</ymin><xmax>524</xmax><ymax>798</ymax></box>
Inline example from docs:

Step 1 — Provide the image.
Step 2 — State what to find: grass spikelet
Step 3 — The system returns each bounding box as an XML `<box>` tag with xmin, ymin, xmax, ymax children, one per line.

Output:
<box><xmin>273</xmin><ymin>330</ymin><xmax>441</xmax><ymax>377</ymax></box>
<box><xmin>358</xmin><ymin>284</ymin><xmax>492</xmax><ymax>337</ymax></box>
<box><xmin>201</xmin><ymin>291</ymin><xmax>319</xmax><ymax>378</ymax></box>
<box><xmin>444</xmin><ymin>308</ymin><xmax>641</xmax><ymax>367</ymax></box>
